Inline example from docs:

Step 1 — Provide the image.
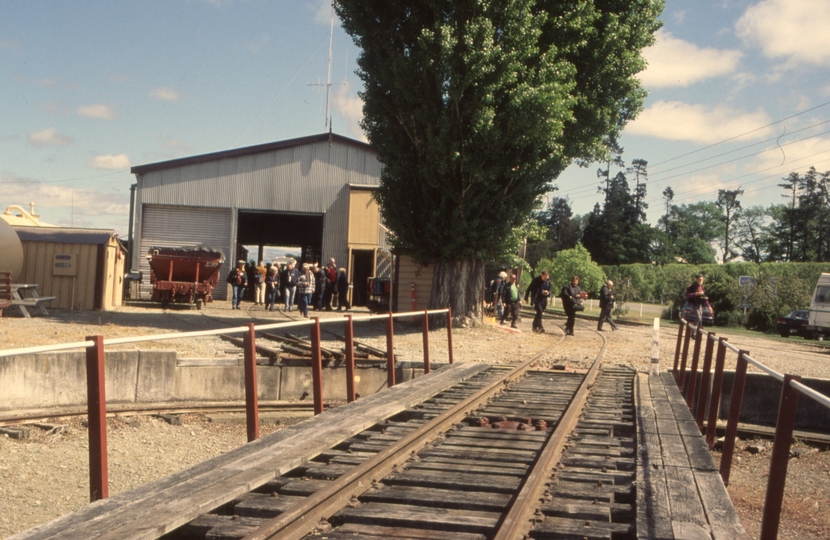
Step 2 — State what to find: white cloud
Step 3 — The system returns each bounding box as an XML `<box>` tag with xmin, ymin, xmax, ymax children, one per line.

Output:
<box><xmin>38</xmin><ymin>78</ymin><xmax>58</xmax><ymax>87</ymax></box>
<box><xmin>331</xmin><ymin>84</ymin><xmax>365</xmax><ymax>140</ymax></box>
<box><xmin>149</xmin><ymin>87</ymin><xmax>180</xmax><ymax>101</ymax></box>
<box><xmin>246</xmin><ymin>34</ymin><xmax>269</xmax><ymax>53</ymax></box>
<box><xmin>1</xmin><ymin>38</ymin><xmax>21</xmax><ymax>52</ymax></box>
<box><xmin>88</xmin><ymin>154</ymin><xmax>131</xmax><ymax>170</ymax></box>
<box><xmin>0</xmin><ymin>174</ymin><xmax>129</xmax><ymax>218</ymax></box>
<box><xmin>626</xmin><ymin>101</ymin><xmax>773</xmax><ymax>144</ymax></box>
<box><xmin>28</xmin><ymin>127</ymin><xmax>72</xmax><ymax>148</ymax></box>
<box><xmin>39</xmin><ymin>102</ymin><xmax>68</xmax><ymax>116</ymax></box>
<box><xmin>77</xmin><ymin>104</ymin><xmax>115</xmax><ymax>120</ymax></box>
<box><xmin>313</xmin><ymin>0</ymin><xmax>337</xmax><ymax>25</ymax></box>
<box><xmin>639</xmin><ymin>30</ymin><xmax>742</xmax><ymax>88</ymax></box>
<box><xmin>736</xmin><ymin>0</ymin><xmax>830</xmax><ymax>67</ymax></box>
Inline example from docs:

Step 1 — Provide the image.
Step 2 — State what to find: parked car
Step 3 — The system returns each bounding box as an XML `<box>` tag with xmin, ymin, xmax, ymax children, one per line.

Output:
<box><xmin>776</xmin><ymin>310</ymin><xmax>809</xmax><ymax>338</ymax></box>
<box><xmin>681</xmin><ymin>302</ymin><xmax>714</xmax><ymax>325</ymax></box>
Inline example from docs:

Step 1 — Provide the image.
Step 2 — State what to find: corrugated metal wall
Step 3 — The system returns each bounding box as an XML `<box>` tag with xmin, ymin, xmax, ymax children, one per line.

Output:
<box><xmin>138</xmin><ymin>141</ymin><xmax>380</xmax><ymax>211</ymax></box>
<box><xmin>134</xmin><ymin>139</ymin><xmax>381</xmax><ymax>294</ymax></box>
<box><xmin>137</xmin><ymin>205</ymin><xmax>233</xmax><ymax>300</ymax></box>
<box><xmin>19</xmin><ymin>242</ymin><xmax>97</xmax><ymax>310</ymax></box>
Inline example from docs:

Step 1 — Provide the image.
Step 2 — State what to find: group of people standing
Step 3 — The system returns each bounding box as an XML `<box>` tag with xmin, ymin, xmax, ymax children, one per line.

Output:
<box><xmin>226</xmin><ymin>257</ymin><xmax>351</xmax><ymax>316</ymax></box>
<box><xmin>490</xmin><ymin>272</ymin><xmax>618</xmax><ymax>335</ymax></box>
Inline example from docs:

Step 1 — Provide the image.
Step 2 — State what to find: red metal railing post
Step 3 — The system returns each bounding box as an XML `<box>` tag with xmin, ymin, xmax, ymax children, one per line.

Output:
<box><xmin>243</xmin><ymin>323</ymin><xmax>259</xmax><ymax>442</ymax></box>
<box><xmin>684</xmin><ymin>328</ymin><xmax>703</xmax><ymax>406</ymax></box>
<box><xmin>311</xmin><ymin>317</ymin><xmax>324</xmax><ymax>414</ymax></box>
<box><xmin>695</xmin><ymin>332</ymin><xmax>716</xmax><ymax>430</ymax></box>
<box><xmin>422</xmin><ymin>310</ymin><xmax>430</xmax><ymax>375</ymax></box>
<box><xmin>386</xmin><ymin>312</ymin><xmax>396</xmax><ymax>388</ymax></box>
<box><xmin>720</xmin><ymin>349</ymin><xmax>749</xmax><ymax>486</ymax></box>
<box><xmin>85</xmin><ymin>335</ymin><xmax>109</xmax><ymax>502</ymax></box>
<box><xmin>678</xmin><ymin>324</ymin><xmax>693</xmax><ymax>388</ymax></box>
<box><xmin>344</xmin><ymin>315</ymin><xmax>356</xmax><ymax>403</ymax></box>
<box><xmin>705</xmin><ymin>337</ymin><xmax>728</xmax><ymax>449</ymax></box>
<box><xmin>760</xmin><ymin>374</ymin><xmax>801</xmax><ymax>540</ymax></box>
<box><xmin>673</xmin><ymin>320</ymin><xmax>684</xmax><ymax>380</ymax></box>
<box><xmin>447</xmin><ymin>306</ymin><xmax>454</xmax><ymax>365</ymax></box>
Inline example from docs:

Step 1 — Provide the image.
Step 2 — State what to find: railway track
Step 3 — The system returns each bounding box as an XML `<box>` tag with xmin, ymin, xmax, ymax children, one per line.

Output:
<box><xmin>141</xmin><ymin>321</ymin><xmax>642</xmax><ymax>540</ymax></box>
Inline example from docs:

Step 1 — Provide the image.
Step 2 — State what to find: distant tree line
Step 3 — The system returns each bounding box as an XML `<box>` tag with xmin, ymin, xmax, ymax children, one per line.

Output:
<box><xmin>526</xmin><ymin>151</ymin><xmax>830</xmax><ymax>269</ymax></box>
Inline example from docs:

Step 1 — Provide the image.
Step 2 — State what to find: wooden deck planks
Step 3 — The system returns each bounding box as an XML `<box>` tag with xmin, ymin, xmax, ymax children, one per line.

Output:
<box><xmin>635</xmin><ymin>372</ymin><xmax>747</xmax><ymax>540</ymax></box>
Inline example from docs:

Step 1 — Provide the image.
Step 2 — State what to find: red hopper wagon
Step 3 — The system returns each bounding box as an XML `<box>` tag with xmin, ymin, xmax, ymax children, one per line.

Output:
<box><xmin>147</xmin><ymin>246</ymin><xmax>225</xmax><ymax>309</ymax></box>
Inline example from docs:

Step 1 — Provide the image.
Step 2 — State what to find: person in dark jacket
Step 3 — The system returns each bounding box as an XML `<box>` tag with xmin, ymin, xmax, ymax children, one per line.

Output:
<box><xmin>264</xmin><ymin>266</ymin><xmax>280</xmax><ymax>312</ymax></box>
<box><xmin>526</xmin><ymin>271</ymin><xmax>551</xmax><ymax>333</ymax></box>
<box><xmin>336</xmin><ymin>268</ymin><xmax>351</xmax><ymax>311</ymax></box>
<box><xmin>560</xmin><ymin>275</ymin><xmax>582</xmax><ymax>336</ymax></box>
<box><xmin>500</xmin><ymin>274</ymin><xmax>521</xmax><ymax>329</ymax></box>
<box><xmin>597</xmin><ymin>280</ymin><xmax>618</xmax><ymax>331</ymax></box>
<box><xmin>311</xmin><ymin>263</ymin><xmax>325</xmax><ymax>310</ymax></box>
<box><xmin>685</xmin><ymin>275</ymin><xmax>707</xmax><ymax>327</ymax></box>
<box><xmin>491</xmin><ymin>271</ymin><xmax>507</xmax><ymax>319</ymax></box>
<box><xmin>227</xmin><ymin>260</ymin><xmax>248</xmax><ymax>310</ymax></box>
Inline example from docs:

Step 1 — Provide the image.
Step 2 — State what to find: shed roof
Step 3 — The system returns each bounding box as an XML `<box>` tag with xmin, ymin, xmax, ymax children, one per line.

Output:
<box><xmin>14</xmin><ymin>226</ymin><xmax>118</xmax><ymax>245</ymax></box>
<box><xmin>131</xmin><ymin>132</ymin><xmax>374</xmax><ymax>175</ymax></box>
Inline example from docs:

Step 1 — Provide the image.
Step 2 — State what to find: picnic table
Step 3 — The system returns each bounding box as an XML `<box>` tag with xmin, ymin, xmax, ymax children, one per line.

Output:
<box><xmin>10</xmin><ymin>284</ymin><xmax>55</xmax><ymax>318</ymax></box>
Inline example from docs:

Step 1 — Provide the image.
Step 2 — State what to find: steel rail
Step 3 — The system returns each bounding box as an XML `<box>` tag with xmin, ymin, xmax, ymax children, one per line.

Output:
<box><xmin>492</xmin><ymin>327</ymin><xmax>607</xmax><ymax>539</ymax></box>
<box><xmin>0</xmin><ymin>308</ymin><xmax>451</xmax><ymax>358</ymax></box>
<box><xmin>0</xmin><ymin>401</ymin><xmax>320</xmax><ymax>427</ymax></box>
<box><xmin>241</xmin><ymin>331</ymin><xmax>568</xmax><ymax>540</ymax></box>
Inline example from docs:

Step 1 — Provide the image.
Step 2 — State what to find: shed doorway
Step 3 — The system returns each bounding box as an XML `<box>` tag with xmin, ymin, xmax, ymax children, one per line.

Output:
<box><xmin>236</xmin><ymin>210</ymin><xmax>323</xmax><ymax>264</ymax></box>
<box><xmin>350</xmin><ymin>249</ymin><xmax>375</xmax><ymax>307</ymax></box>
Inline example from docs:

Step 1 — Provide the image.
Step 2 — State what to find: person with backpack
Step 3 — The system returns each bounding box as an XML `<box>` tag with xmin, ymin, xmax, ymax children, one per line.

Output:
<box><xmin>500</xmin><ymin>274</ymin><xmax>521</xmax><ymax>329</ymax></box>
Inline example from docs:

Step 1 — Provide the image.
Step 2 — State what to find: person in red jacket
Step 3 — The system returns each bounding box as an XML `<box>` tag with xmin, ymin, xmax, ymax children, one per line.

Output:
<box><xmin>323</xmin><ymin>258</ymin><xmax>337</xmax><ymax>311</ymax></box>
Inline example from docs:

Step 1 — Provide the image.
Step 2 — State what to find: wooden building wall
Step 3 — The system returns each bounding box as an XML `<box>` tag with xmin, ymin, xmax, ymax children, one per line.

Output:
<box><xmin>19</xmin><ymin>239</ymin><xmax>124</xmax><ymax>311</ymax></box>
<box><xmin>394</xmin><ymin>255</ymin><xmax>434</xmax><ymax>313</ymax></box>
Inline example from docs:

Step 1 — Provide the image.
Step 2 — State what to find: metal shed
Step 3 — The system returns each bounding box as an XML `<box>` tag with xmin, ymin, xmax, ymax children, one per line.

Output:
<box><xmin>129</xmin><ymin>133</ymin><xmax>386</xmax><ymax>302</ymax></box>
<box><xmin>13</xmin><ymin>227</ymin><xmax>125</xmax><ymax>311</ymax></box>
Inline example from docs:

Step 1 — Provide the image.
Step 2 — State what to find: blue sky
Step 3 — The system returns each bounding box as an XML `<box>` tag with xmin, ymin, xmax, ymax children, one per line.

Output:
<box><xmin>2</xmin><ymin>0</ymin><xmax>829</xmax><ymax>235</ymax></box>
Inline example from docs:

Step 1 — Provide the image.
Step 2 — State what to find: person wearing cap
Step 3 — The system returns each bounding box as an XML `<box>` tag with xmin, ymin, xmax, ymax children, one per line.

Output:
<box><xmin>227</xmin><ymin>260</ymin><xmax>248</xmax><ymax>310</ymax></box>
<box><xmin>597</xmin><ymin>280</ymin><xmax>618</xmax><ymax>331</ymax></box>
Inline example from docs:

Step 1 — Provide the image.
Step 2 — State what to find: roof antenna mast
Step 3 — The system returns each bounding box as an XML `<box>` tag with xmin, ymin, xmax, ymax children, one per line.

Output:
<box><xmin>324</xmin><ymin>3</ymin><xmax>334</xmax><ymax>131</ymax></box>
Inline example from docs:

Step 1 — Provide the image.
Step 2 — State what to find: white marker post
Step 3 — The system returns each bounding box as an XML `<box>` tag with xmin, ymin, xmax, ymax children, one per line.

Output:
<box><xmin>651</xmin><ymin>317</ymin><xmax>660</xmax><ymax>376</ymax></box>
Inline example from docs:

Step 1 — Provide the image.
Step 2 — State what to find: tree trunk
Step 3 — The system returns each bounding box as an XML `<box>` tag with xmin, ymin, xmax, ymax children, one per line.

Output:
<box><xmin>429</xmin><ymin>258</ymin><xmax>486</xmax><ymax>327</ymax></box>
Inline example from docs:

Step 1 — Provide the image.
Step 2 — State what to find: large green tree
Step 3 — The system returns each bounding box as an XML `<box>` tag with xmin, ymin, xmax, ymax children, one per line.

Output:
<box><xmin>336</xmin><ymin>0</ymin><xmax>663</xmax><ymax>321</ymax></box>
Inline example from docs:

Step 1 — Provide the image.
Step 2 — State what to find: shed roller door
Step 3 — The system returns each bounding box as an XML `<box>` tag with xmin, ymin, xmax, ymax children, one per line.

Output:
<box><xmin>139</xmin><ymin>205</ymin><xmax>233</xmax><ymax>300</ymax></box>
